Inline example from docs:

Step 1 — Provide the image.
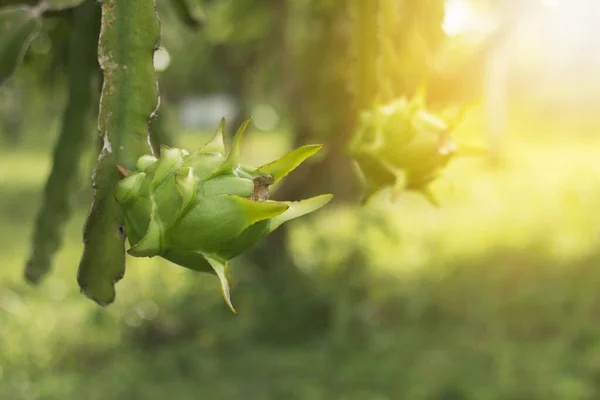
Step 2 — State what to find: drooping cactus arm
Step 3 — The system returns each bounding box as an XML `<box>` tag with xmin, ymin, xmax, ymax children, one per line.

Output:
<box><xmin>0</xmin><ymin>0</ymin><xmax>95</xmax><ymax>87</ymax></box>
<box><xmin>0</xmin><ymin>5</ymin><xmax>41</xmax><ymax>86</ymax></box>
<box><xmin>24</xmin><ymin>0</ymin><xmax>101</xmax><ymax>284</ymax></box>
<box><xmin>78</xmin><ymin>0</ymin><xmax>161</xmax><ymax>306</ymax></box>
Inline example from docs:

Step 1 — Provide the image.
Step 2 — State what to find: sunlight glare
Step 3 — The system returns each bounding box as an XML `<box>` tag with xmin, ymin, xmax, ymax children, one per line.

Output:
<box><xmin>443</xmin><ymin>0</ymin><xmax>472</xmax><ymax>37</ymax></box>
<box><xmin>541</xmin><ymin>0</ymin><xmax>559</xmax><ymax>8</ymax></box>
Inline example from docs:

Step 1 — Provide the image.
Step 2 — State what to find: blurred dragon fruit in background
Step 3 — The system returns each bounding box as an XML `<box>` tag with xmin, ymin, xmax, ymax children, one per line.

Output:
<box><xmin>348</xmin><ymin>91</ymin><xmax>480</xmax><ymax>205</ymax></box>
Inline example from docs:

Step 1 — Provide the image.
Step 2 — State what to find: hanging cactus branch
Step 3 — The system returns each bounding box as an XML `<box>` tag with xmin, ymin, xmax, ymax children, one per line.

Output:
<box><xmin>0</xmin><ymin>0</ymin><xmax>94</xmax><ymax>87</ymax></box>
<box><xmin>77</xmin><ymin>0</ymin><xmax>161</xmax><ymax>306</ymax></box>
<box><xmin>0</xmin><ymin>5</ymin><xmax>42</xmax><ymax>86</ymax></box>
<box><xmin>25</xmin><ymin>0</ymin><xmax>101</xmax><ymax>283</ymax></box>
<box><xmin>115</xmin><ymin>118</ymin><xmax>332</xmax><ymax>314</ymax></box>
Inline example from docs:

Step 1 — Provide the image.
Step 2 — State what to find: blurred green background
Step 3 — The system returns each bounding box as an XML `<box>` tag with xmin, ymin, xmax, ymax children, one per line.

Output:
<box><xmin>3</xmin><ymin>0</ymin><xmax>600</xmax><ymax>399</ymax></box>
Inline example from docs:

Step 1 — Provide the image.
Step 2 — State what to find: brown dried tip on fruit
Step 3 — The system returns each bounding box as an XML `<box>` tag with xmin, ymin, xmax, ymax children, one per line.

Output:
<box><xmin>252</xmin><ymin>175</ymin><xmax>274</xmax><ymax>202</ymax></box>
<box><xmin>116</xmin><ymin>165</ymin><xmax>131</xmax><ymax>177</ymax></box>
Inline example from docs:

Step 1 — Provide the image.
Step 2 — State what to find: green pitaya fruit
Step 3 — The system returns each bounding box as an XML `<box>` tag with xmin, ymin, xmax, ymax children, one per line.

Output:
<box><xmin>115</xmin><ymin>118</ymin><xmax>332</xmax><ymax>314</ymax></box>
<box><xmin>348</xmin><ymin>91</ymin><xmax>479</xmax><ymax>205</ymax></box>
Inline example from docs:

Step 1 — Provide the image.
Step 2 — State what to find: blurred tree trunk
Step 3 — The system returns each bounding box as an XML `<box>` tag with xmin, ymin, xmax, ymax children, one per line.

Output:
<box><xmin>244</xmin><ymin>0</ymin><xmax>450</xmax><ymax>341</ymax></box>
<box><xmin>244</xmin><ymin>0</ymin><xmax>358</xmax><ymax>342</ymax></box>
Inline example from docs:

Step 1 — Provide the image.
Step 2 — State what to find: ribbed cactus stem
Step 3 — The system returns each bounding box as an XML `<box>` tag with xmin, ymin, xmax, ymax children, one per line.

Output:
<box><xmin>77</xmin><ymin>0</ymin><xmax>161</xmax><ymax>306</ymax></box>
<box><xmin>24</xmin><ymin>0</ymin><xmax>101</xmax><ymax>283</ymax></box>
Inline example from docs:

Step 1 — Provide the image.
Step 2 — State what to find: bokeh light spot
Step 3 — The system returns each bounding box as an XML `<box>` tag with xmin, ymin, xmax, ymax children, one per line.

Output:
<box><xmin>252</xmin><ymin>104</ymin><xmax>279</xmax><ymax>131</ymax></box>
<box><xmin>154</xmin><ymin>47</ymin><xmax>171</xmax><ymax>72</ymax></box>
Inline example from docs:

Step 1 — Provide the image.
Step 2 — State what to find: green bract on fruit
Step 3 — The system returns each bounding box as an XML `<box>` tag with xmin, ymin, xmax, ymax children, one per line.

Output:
<box><xmin>347</xmin><ymin>92</ymin><xmax>478</xmax><ymax>206</ymax></box>
<box><xmin>115</xmin><ymin>118</ymin><xmax>332</xmax><ymax>314</ymax></box>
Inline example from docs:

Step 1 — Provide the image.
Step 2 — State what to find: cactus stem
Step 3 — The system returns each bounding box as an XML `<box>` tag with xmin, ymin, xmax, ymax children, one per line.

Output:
<box><xmin>77</xmin><ymin>0</ymin><xmax>162</xmax><ymax>306</ymax></box>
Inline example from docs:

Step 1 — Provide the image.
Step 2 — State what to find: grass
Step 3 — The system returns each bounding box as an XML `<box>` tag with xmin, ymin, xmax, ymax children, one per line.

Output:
<box><xmin>2</xmin><ymin>111</ymin><xmax>600</xmax><ymax>399</ymax></box>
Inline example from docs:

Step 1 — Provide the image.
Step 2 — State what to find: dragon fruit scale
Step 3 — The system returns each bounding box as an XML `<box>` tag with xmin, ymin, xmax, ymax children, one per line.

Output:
<box><xmin>115</xmin><ymin>118</ymin><xmax>333</xmax><ymax>314</ymax></box>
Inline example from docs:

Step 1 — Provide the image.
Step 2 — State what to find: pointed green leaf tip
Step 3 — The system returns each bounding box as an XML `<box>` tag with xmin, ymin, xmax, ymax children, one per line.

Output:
<box><xmin>211</xmin><ymin>117</ymin><xmax>252</xmax><ymax>176</ymax></box>
<box><xmin>257</xmin><ymin>144</ymin><xmax>324</xmax><ymax>184</ymax></box>
<box><xmin>136</xmin><ymin>155</ymin><xmax>158</xmax><ymax>171</ymax></box>
<box><xmin>115</xmin><ymin>172</ymin><xmax>146</xmax><ymax>206</ymax></box>
<box><xmin>230</xmin><ymin>195</ymin><xmax>289</xmax><ymax>224</ymax></box>
<box><xmin>201</xmin><ymin>118</ymin><xmax>226</xmax><ymax>155</ymax></box>
<box><xmin>174</xmin><ymin>167</ymin><xmax>196</xmax><ymax>214</ymax></box>
<box><xmin>153</xmin><ymin>146</ymin><xmax>184</xmax><ymax>187</ymax></box>
<box><xmin>270</xmin><ymin>194</ymin><xmax>334</xmax><ymax>231</ymax></box>
<box><xmin>419</xmin><ymin>187</ymin><xmax>440</xmax><ymax>208</ymax></box>
<box><xmin>205</xmin><ymin>256</ymin><xmax>237</xmax><ymax>314</ymax></box>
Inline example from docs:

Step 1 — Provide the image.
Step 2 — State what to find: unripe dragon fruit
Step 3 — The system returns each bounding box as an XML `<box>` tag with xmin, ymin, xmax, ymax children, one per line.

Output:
<box><xmin>115</xmin><ymin>118</ymin><xmax>332</xmax><ymax>313</ymax></box>
<box><xmin>347</xmin><ymin>92</ymin><xmax>478</xmax><ymax>205</ymax></box>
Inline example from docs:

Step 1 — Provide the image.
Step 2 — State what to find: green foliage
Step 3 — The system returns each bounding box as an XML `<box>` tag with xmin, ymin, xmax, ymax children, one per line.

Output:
<box><xmin>2</xmin><ymin>129</ymin><xmax>600</xmax><ymax>399</ymax></box>
<box><xmin>77</xmin><ymin>0</ymin><xmax>161</xmax><ymax>306</ymax></box>
<box><xmin>0</xmin><ymin>5</ymin><xmax>41</xmax><ymax>86</ymax></box>
<box><xmin>25</xmin><ymin>0</ymin><xmax>100</xmax><ymax>283</ymax></box>
<box><xmin>116</xmin><ymin>119</ymin><xmax>332</xmax><ymax>313</ymax></box>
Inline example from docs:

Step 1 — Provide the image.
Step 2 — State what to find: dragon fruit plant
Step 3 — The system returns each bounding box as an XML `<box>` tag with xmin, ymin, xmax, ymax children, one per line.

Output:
<box><xmin>347</xmin><ymin>91</ymin><xmax>478</xmax><ymax>206</ymax></box>
<box><xmin>5</xmin><ymin>0</ymin><xmax>331</xmax><ymax>312</ymax></box>
<box><xmin>114</xmin><ymin>118</ymin><xmax>333</xmax><ymax>314</ymax></box>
